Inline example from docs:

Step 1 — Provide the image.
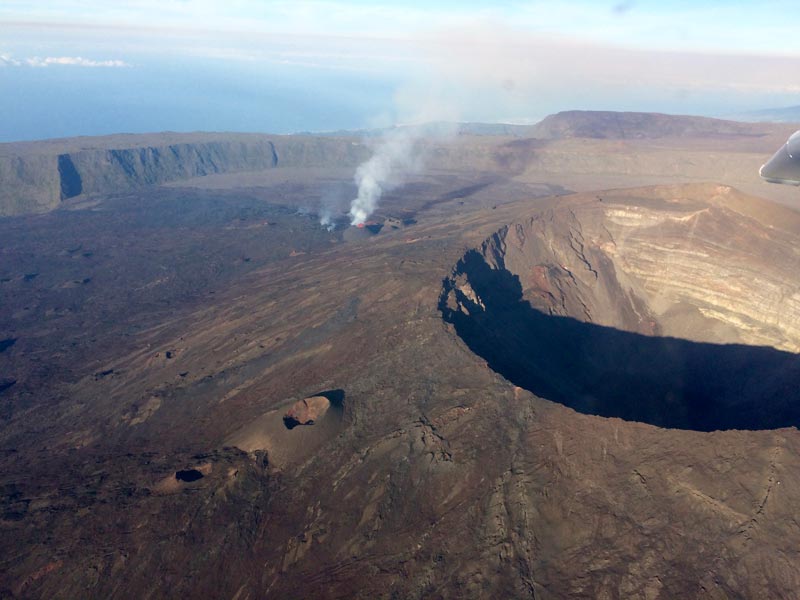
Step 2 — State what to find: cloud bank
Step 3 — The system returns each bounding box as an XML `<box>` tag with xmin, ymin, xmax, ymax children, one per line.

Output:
<box><xmin>4</xmin><ymin>1</ymin><xmax>800</xmax><ymax>56</ymax></box>
<box><xmin>0</xmin><ymin>53</ymin><xmax>129</xmax><ymax>67</ymax></box>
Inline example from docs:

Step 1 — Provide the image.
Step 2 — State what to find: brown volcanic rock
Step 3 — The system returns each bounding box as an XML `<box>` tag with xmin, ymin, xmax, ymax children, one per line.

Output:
<box><xmin>4</xmin><ymin>133</ymin><xmax>800</xmax><ymax>600</ymax></box>
<box><xmin>464</xmin><ymin>184</ymin><xmax>800</xmax><ymax>351</ymax></box>
<box><xmin>4</xmin><ymin>112</ymin><xmax>795</xmax><ymax>218</ymax></box>
<box><xmin>530</xmin><ymin>110</ymin><xmax>765</xmax><ymax>140</ymax></box>
<box><xmin>284</xmin><ymin>396</ymin><xmax>330</xmax><ymax>427</ymax></box>
<box><xmin>442</xmin><ymin>184</ymin><xmax>800</xmax><ymax>432</ymax></box>
<box><xmin>0</xmin><ymin>132</ymin><xmax>371</xmax><ymax>216</ymax></box>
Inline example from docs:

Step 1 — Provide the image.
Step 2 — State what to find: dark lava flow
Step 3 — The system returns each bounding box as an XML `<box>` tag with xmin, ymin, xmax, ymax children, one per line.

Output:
<box><xmin>441</xmin><ymin>250</ymin><xmax>800</xmax><ymax>432</ymax></box>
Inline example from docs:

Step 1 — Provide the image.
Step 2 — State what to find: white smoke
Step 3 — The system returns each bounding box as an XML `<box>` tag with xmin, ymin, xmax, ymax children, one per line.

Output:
<box><xmin>350</xmin><ymin>118</ymin><xmax>458</xmax><ymax>225</ymax></box>
<box><xmin>345</xmin><ymin>41</ymin><xmax>482</xmax><ymax>226</ymax></box>
<box><xmin>348</xmin><ymin>126</ymin><xmax>422</xmax><ymax>226</ymax></box>
<box><xmin>317</xmin><ymin>182</ymin><xmax>350</xmax><ymax>230</ymax></box>
<box><xmin>344</xmin><ymin>26</ymin><xmax>518</xmax><ymax>227</ymax></box>
<box><xmin>319</xmin><ymin>210</ymin><xmax>335</xmax><ymax>231</ymax></box>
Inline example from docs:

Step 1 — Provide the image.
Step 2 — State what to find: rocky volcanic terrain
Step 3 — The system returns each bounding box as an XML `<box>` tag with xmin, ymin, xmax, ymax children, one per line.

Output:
<box><xmin>2</xmin><ymin>112</ymin><xmax>800</xmax><ymax>599</ymax></box>
<box><xmin>443</xmin><ymin>185</ymin><xmax>800</xmax><ymax>431</ymax></box>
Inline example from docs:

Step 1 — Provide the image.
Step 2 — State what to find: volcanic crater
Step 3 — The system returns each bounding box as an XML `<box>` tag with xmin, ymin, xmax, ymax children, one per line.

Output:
<box><xmin>442</xmin><ymin>185</ymin><xmax>800</xmax><ymax>431</ymax></box>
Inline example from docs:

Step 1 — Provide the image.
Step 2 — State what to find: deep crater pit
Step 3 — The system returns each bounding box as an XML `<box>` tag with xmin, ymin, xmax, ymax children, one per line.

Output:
<box><xmin>441</xmin><ymin>189</ymin><xmax>800</xmax><ymax>431</ymax></box>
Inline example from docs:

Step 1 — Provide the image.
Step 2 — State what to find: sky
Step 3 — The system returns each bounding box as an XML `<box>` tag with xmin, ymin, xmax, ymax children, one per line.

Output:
<box><xmin>1</xmin><ymin>1</ymin><xmax>800</xmax><ymax>141</ymax></box>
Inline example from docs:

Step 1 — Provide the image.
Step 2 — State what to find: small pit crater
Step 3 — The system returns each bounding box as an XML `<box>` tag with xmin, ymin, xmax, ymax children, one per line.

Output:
<box><xmin>0</xmin><ymin>338</ymin><xmax>17</xmax><ymax>354</ymax></box>
<box><xmin>228</xmin><ymin>389</ymin><xmax>346</xmax><ymax>469</ymax></box>
<box><xmin>175</xmin><ymin>469</ymin><xmax>204</xmax><ymax>483</ymax></box>
<box><xmin>283</xmin><ymin>389</ymin><xmax>345</xmax><ymax>430</ymax></box>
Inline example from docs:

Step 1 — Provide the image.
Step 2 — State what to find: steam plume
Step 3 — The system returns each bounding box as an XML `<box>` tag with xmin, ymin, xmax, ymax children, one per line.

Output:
<box><xmin>319</xmin><ymin>210</ymin><xmax>335</xmax><ymax>231</ymax></box>
<box><xmin>317</xmin><ymin>181</ymin><xmax>350</xmax><ymax>230</ymax></box>
<box><xmin>349</xmin><ymin>126</ymin><xmax>421</xmax><ymax>226</ymax></box>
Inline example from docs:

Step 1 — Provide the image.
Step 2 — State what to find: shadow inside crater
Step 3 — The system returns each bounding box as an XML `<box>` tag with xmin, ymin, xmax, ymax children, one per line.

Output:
<box><xmin>282</xmin><ymin>389</ymin><xmax>345</xmax><ymax>430</ymax></box>
<box><xmin>441</xmin><ymin>250</ymin><xmax>800</xmax><ymax>432</ymax></box>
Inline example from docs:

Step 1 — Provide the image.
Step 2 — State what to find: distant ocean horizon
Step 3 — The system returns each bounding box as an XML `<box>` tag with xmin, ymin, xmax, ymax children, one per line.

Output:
<box><xmin>3</xmin><ymin>52</ymin><xmax>796</xmax><ymax>144</ymax></box>
<box><xmin>0</xmin><ymin>57</ymin><xmax>401</xmax><ymax>143</ymax></box>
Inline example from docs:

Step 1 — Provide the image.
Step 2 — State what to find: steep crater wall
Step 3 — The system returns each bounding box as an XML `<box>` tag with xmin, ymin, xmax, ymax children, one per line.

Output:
<box><xmin>0</xmin><ymin>135</ymin><xmax>371</xmax><ymax>216</ymax></box>
<box><xmin>441</xmin><ymin>186</ymin><xmax>800</xmax><ymax>431</ymax></box>
<box><xmin>0</xmin><ymin>133</ymin><xmax>528</xmax><ymax>217</ymax></box>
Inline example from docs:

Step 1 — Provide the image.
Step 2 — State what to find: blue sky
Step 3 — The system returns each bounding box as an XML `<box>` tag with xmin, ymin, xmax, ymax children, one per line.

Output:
<box><xmin>1</xmin><ymin>1</ymin><xmax>799</xmax><ymax>141</ymax></box>
<box><xmin>4</xmin><ymin>0</ymin><xmax>799</xmax><ymax>53</ymax></box>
